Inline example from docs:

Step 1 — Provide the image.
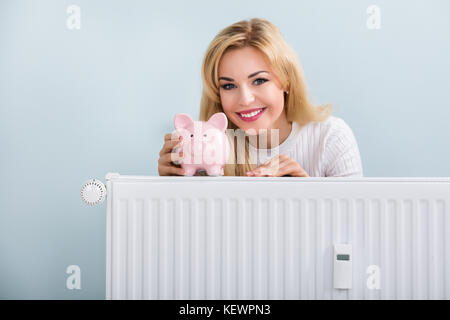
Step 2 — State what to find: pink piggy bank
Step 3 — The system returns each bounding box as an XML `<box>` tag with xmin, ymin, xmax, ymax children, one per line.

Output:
<box><xmin>173</xmin><ymin>112</ymin><xmax>230</xmax><ymax>176</ymax></box>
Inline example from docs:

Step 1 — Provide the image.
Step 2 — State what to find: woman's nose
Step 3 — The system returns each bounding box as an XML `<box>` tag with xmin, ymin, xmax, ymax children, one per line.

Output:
<box><xmin>238</xmin><ymin>86</ymin><xmax>255</xmax><ymax>106</ymax></box>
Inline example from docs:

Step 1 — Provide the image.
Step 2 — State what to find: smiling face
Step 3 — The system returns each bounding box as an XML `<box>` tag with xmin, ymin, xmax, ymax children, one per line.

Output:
<box><xmin>218</xmin><ymin>46</ymin><xmax>289</xmax><ymax>139</ymax></box>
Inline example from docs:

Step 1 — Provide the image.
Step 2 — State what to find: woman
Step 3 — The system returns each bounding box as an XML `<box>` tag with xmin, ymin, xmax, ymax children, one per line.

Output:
<box><xmin>158</xmin><ymin>18</ymin><xmax>363</xmax><ymax>177</ymax></box>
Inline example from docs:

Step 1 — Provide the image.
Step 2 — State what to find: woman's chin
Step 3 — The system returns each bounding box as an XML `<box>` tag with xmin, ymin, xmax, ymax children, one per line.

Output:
<box><xmin>243</xmin><ymin>127</ymin><xmax>256</xmax><ymax>135</ymax></box>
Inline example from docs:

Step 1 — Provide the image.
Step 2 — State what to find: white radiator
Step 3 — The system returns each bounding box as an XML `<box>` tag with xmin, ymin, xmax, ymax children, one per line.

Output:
<box><xmin>105</xmin><ymin>173</ymin><xmax>450</xmax><ymax>300</ymax></box>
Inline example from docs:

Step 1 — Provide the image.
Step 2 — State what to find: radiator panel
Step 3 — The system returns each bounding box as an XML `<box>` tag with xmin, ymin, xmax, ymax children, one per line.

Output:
<box><xmin>105</xmin><ymin>175</ymin><xmax>450</xmax><ymax>300</ymax></box>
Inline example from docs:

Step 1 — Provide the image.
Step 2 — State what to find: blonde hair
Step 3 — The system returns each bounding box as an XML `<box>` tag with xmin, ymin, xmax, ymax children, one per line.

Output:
<box><xmin>199</xmin><ymin>18</ymin><xmax>332</xmax><ymax>176</ymax></box>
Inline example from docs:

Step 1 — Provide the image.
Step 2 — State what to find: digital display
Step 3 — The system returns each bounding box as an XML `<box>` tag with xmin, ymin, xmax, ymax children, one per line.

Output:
<box><xmin>337</xmin><ymin>254</ymin><xmax>350</xmax><ymax>261</ymax></box>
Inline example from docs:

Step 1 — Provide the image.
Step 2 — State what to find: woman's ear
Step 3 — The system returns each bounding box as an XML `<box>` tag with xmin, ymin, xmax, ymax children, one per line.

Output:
<box><xmin>174</xmin><ymin>113</ymin><xmax>194</xmax><ymax>130</ymax></box>
<box><xmin>207</xmin><ymin>112</ymin><xmax>228</xmax><ymax>132</ymax></box>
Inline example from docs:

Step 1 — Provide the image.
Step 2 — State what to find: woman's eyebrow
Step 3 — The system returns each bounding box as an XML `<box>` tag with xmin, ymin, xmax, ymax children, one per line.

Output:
<box><xmin>219</xmin><ymin>70</ymin><xmax>269</xmax><ymax>82</ymax></box>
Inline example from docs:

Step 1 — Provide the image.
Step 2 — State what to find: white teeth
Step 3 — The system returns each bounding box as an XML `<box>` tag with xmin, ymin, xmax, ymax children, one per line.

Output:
<box><xmin>240</xmin><ymin>108</ymin><xmax>264</xmax><ymax>118</ymax></box>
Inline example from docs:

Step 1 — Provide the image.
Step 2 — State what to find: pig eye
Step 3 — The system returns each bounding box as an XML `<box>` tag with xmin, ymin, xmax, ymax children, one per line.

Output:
<box><xmin>203</xmin><ymin>134</ymin><xmax>207</xmax><ymax>137</ymax></box>
<box><xmin>190</xmin><ymin>134</ymin><xmax>193</xmax><ymax>138</ymax></box>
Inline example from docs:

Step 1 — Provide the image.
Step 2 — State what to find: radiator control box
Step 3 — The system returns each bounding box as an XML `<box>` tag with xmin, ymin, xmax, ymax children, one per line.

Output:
<box><xmin>333</xmin><ymin>244</ymin><xmax>352</xmax><ymax>289</ymax></box>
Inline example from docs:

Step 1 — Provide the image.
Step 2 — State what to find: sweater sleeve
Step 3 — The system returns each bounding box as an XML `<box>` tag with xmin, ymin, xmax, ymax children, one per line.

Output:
<box><xmin>322</xmin><ymin>119</ymin><xmax>363</xmax><ymax>177</ymax></box>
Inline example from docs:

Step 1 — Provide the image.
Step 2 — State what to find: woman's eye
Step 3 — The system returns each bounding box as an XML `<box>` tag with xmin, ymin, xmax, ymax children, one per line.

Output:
<box><xmin>254</xmin><ymin>78</ymin><xmax>268</xmax><ymax>85</ymax></box>
<box><xmin>220</xmin><ymin>78</ymin><xmax>268</xmax><ymax>90</ymax></box>
<box><xmin>221</xmin><ymin>83</ymin><xmax>235</xmax><ymax>90</ymax></box>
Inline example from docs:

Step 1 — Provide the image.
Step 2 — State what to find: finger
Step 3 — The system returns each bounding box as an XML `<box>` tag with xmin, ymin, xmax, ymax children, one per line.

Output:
<box><xmin>160</xmin><ymin>152</ymin><xmax>183</xmax><ymax>165</ymax></box>
<box><xmin>159</xmin><ymin>140</ymin><xmax>182</xmax><ymax>156</ymax></box>
<box><xmin>161</xmin><ymin>164</ymin><xmax>185</xmax><ymax>176</ymax></box>
<box><xmin>262</xmin><ymin>154</ymin><xmax>287</xmax><ymax>168</ymax></box>
<box><xmin>268</xmin><ymin>157</ymin><xmax>290</xmax><ymax>171</ymax></box>
<box><xmin>261</xmin><ymin>156</ymin><xmax>278</xmax><ymax>166</ymax></box>
<box><xmin>247</xmin><ymin>164</ymin><xmax>271</xmax><ymax>176</ymax></box>
<box><xmin>246</xmin><ymin>155</ymin><xmax>288</xmax><ymax>176</ymax></box>
<box><xmin>269</xmin><ymin>157</ymin><xmax>306</xmax><ymax>176</ymax></box>
<box><xmin>276</xmin><ymin>163</ymin><xmax>308</xmax><ymax>177</ymax></box>
<box><xmin>250</xmin><ymin>160</ymin><xmax>292</xmax><ymax>177</ymax></box>
<box><xmin>251</xmin><ymin>166</ymin><xmax>275</xmax><ymax>176</ymax></box>
<box><xmin>159</xmin><ymin>152</ymin><xmax>178</xmax><ymax>165</ymax></box>
<box><xmin>169</xmin><ymin>150</ymin><xmax>183</xmax><ymax>164</ymax></box>
<box><xmin>271</xmin><ymin>163</ymin><xmax>296</xmax><ymax>177</ymax></box>
<box><xmin>251</xmin><ymin>158</ymin><xmax>289</xmax><ymax>175</ymax></box>
<box><xmin>164</xmin><ymin>132</ymin><xmax>181</xmax><ymax>142</ymax></box>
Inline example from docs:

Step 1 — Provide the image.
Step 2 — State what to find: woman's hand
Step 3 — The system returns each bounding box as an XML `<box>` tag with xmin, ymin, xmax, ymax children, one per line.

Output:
<box><xmin>158</xmin><ymin>133</ymin><xmax>185</xmax><ymax>176</ymax></box>
<box><xmin>246</xmin><ymin>154</ymin><xmax>309</xmax><ymax>177</ymax></box>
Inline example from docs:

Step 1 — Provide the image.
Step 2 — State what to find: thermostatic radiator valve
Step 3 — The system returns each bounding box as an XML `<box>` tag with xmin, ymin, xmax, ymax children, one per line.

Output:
<box><xmin>80</xmin><ymin>179</ymin><xmax>106</xmax><ymax>205</ymax></box>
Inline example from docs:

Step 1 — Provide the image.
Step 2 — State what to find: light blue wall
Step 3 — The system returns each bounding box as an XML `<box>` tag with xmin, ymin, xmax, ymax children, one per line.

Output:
<box><xmin>1</xmin><ymin>0</ymin><xmax>449</xmax><ymax>299</ymax></box>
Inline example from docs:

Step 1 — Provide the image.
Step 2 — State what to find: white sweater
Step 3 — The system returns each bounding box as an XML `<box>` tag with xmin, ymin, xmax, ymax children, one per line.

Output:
<box><xmin>248</xmin><ymin>116</ymin><xmax>363</xmax><ymax>177</ymax></box>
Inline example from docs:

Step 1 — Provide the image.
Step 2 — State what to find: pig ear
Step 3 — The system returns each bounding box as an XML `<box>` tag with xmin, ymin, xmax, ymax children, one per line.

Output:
<box><xmin>207</xmin><ymin>112</ymin><xmax>228</xmax><ymax>131</ymax></box>
<box><xmin>174</xmin><ymin>113</ymin><xmax>194</xmax><ymax>130</ymax></box>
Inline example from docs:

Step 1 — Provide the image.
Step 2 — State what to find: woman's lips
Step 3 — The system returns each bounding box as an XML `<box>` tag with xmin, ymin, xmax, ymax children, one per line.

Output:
<box><xmin>236</xmin><ymin>107</ymin><xmax>267</xmax><ymax>122</ymax></box>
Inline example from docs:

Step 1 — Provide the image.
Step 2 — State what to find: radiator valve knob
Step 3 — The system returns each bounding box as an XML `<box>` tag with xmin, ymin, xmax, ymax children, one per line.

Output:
<box><xmin>81</xmin><ymin>179</ymin><xmax>106</xmax><ymax>205</ymax></box>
